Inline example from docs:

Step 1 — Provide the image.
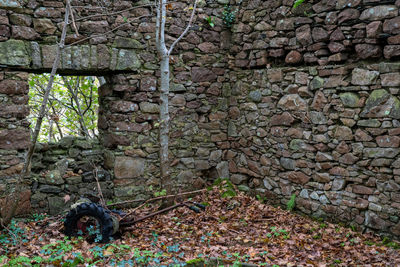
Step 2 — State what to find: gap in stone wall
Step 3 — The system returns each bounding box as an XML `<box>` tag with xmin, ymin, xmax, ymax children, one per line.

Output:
<box><xmin>28</xmin><ymin>74</ymin><xmax>113</xmax><ymax>215</ymax></box>
<box><xmin>28</xmin><ymin>74</ymin><xmax>100</xmax><ymax>143</ymax></box>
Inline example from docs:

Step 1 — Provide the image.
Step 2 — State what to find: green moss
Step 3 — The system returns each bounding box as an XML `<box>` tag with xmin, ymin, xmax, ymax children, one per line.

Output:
<box><xmin>289</xmin><ymin>139</ymin><xmax>305</xmax><ymax>151</ymax></box>
<box><xmin>366</xmin><ymin>89</ymin><xmax>389</xmax><ymax>105</ymax></box>
<box><xmin>339</xmin><ymin>92</ymin><xmax>360</xmax><ymax>108</ymax></box>
<box><xmin>0</xmin><ymin>39</ymin><xmax>30</xmax><ymax>66</ymax></box>
<box><xmin>186</xmin><ymin>258</ymin><xmax>205</xmax><ymax>264</ymax></box>
<box><xmin>390</xmin><ymin>96</ymin><xmax>400</xmax><ymax>119</ymax></box>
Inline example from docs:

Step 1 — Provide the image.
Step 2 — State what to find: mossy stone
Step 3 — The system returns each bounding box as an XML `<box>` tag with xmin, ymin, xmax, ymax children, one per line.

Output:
<box><xmin>340</xmin><ymin>92</ymin><xmax>360</xmax><ymax>108</ymax></box>
<box><xmin>0</xmin><ymin>39</ymin><xmax>30</xmax><ymax>66</ymax></box>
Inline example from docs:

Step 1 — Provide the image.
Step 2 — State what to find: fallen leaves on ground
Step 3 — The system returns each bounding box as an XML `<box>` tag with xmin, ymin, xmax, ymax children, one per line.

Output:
<box><xmin>1</xmin><ymin>188</ymin><xmax>400</xmax><ymax>266</ymax></box>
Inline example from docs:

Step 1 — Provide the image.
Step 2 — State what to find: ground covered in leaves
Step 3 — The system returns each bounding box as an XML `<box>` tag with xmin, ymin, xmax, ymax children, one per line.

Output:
<box><xmin>1</xmin><ymin>187</ymin><xmax>400</xmax><ymax>266</ymax></box>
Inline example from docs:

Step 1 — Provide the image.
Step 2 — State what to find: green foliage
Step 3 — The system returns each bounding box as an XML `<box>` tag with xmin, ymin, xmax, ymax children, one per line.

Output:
<box><xmin>29</xmin><ymin>213</ymin><xmax>47</xmax><ymax>222</ymax></box>
<box><xmin>267</xmin><ymin>227</ymin><xmax>289</xmax><ymax>240</ymax></box>
<box><xmin>210</xmin><ymin>178</ymin><xmax>237</xmax><ymax>198</ymax></box>
<box><xmin>186</xmin><ymin>257</ymin><xmax>205</xmax><ymax>264</ymax></box>
<box><xmin>313</xmin><ymin>234</ymin><xmax>321</xmax><ymax>239</ymax></box>
<box><xmin>28</xmin><ymin>74</ymin><xmax>99</xmax><ymax>142</ymax></box>
<box><xmin>293</xmin><ymin>0</ymin><xmax>305</xmax><ymax>9</ymax></box>
<box><xmin>256</xmin><ymin>194</ymin><xmax>267</xmax><ymax>204</ymax></box>
<box><xmin>149</xmin><ymin>185</ymin><xmax>167</xmax><ymax>197</ymax></box>
<box><xmin>0</xmin><ymin>219</ymin><xmax>27</xmax><ymax>248</ymax></box>
<box><xmin>381</xmin><ymin>236</ymin><xmax>400</xmax><ymax>249</ymax></box>
<box><xmin>222</xmin><ymin>5</ymin><xmax>237</xmax><ymax>28</ymax></box>
<box><xmin>286</xmin><ymin>193</ymin><xmax>296</xmax><ymax>211</ymax></box>
<box><xmin>205</xmin><ymin>16</ymin><xmax>215</xmax><ymax>27</ymax></box>
<box><xmin>154</xmin><ymin>189</ymin><xmax>167</xmax><ymax>197</ymax></box>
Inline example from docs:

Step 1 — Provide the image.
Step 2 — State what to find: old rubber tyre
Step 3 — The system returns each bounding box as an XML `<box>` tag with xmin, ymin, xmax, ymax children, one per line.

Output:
<box><xmin>64</xmin><ymin>202</ymin><xmax>114</xmax><ymax>243</ymax></box>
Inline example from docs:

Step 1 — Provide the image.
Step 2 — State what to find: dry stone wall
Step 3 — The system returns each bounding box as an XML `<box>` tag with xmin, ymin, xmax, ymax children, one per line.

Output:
<box><xmin>232</xmin><ymin>0</ymin><xmax>400</xmax><ymax>67</ymax></box>
<box><xmin>226</xmin><ymin>0</ymin><xmax>400</xmax><ymax>238</ymax></box>
<box><xmin>228</xmin><ymin>63</ymin><xmax>400</xmax><ymax>238</ymax></box>
<box><xmin>30</xmin><ymin>137</ymin><xmax>112</xmax><ymax>214</ymax></box>
<box><xmin>0</xmin><ymin>0</ymin><xmax>400</xmax><ymax>239</ymax></box>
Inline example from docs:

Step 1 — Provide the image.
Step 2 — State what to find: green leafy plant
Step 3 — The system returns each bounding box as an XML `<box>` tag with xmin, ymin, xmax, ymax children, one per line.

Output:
<box><xmin>29</xmin><ymin>213</ymin><xmax>47</xmax><ymax>222</ymax></box>
<box><xmin>293</xmin><ymin>0</ymin><xmax>305</xmax><ymax>9</ymax></box>
<box><xmin>381</xmin><ymin>236</ymin><xmax>400</xmax><ymax>249</ymax></box>
<box><xmin>154</xmin><ymin>189</ymin><xmax>167</xmax><ymax>197</ymax></box>
<box><xmin>222</xmin><ymin>5</ymin><xmax>237</xmax><ymax>28</ymax></box>
<box><xmin>210</xmin><ymin>178</ymin><xmax>237</xmax><ymax>198</ymax></box>
<box><xmin>0</xmin><ymin>219</ymin><xmax>27</xmax><ymax>248</ymax></box>
<box><xmin>256</xmin><ymin>194</ymin><xmax>267</xmax><ymax>204</ymax></box>
<box><xmin>286</xmin><ymin>193</ymin><xmax>296</xmax><ymax>211</ymax></box>
<box><xmin>205</xmin><ymin>16</ymin><xmax>215</xmax><ymax>27</ymax></box>
<box><xmin>267</xmin><ymin>227</ymin><xmax>289</xmax><ymax>240</ymax></box>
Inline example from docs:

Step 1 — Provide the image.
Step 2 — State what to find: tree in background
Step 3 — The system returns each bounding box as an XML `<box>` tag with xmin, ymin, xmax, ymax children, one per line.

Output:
<box><xmin>28</xmin><ymin>74</ymin><xmax>99</xmax><ymax>142</ymax></box>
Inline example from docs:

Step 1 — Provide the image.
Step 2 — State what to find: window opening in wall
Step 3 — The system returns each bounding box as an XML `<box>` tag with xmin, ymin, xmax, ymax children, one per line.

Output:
<box><xmin>28</xmin><ymin>74</ymin><xmax>99</xmax><ymax>143</ymax></box>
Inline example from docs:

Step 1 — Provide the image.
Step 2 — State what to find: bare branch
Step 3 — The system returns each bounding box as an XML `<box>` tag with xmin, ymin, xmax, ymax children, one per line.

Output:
<box><xmin>65</xmin><ymin>15</ymin><xmax>152</xmax><ymax>47</ymax></box>
<box><xmin>155</xmin><ymin>0</ymin><xmax>160</xmax><ymax>50</ymax></box>
<box><xmin>74</xmin><ymin>4</ymin><xmax>154</xmax><ymax>22</ymax></box>
<box><xmin>106</xmin><ymin>189</ymin><xmax>207</xmax><ymax>208</ymax></box>
<box><xmin>68</xmin><ymin>4</ymin><xmax>79</xmax><ymax>36</ymax></box>
<box><xmin>160</xmin><ymin>0</ymin><xmax>167</xmax><ymax>54</ymax></box>
<box><xmin>62</xmin><ymin>76</ymin><xmax>91</xmax><ymax>138</ymax></box>
<box><xmin>168</xmin><ymin>0</ymin><xmax>198</xmax><ymax>55</ymax></box>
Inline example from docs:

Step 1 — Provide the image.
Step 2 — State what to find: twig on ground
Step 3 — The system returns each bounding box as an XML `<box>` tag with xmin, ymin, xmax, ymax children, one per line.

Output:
<box><xmin>106</xmin><ymin>188</ymin><xmax>207</xmax><ymax>208</ymax></box>
<box><xmin>0</xmin><ymin>220</ymin><xmax>19</xmax><ymax>244</ymax></box>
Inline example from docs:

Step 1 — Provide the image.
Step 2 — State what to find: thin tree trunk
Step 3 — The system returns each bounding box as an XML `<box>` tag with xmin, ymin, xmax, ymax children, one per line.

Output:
<box><xmin>63</xmin><ymin>77</ymin><xmax>91</xmax><ymax>138</ymax></box>
<box><xmin>48</xmin><ymin>119</ymin><xmax>53</xmax><ymax>142</ymax></box>
<box><xmin>155</xmin><ymin>0</ymin><xmax>197</xmax><ymax>207</ymax></box>
<box><xmin>51</xmin><ymin>105</ymin><xmax>64</xmax><ymax>139</ymax></box>
<box><xmin>159</xmin><ymin>55</ymin><xmax>170</xmax><ymax>196</ymax></box>
<box><xmin>156</xmin><ymin>0</ymin><xmax>173</xmax><ymax>207</ymax></box>
<box><xmin>0</xmin><ymin>1</ymin><xmax>70</xmax><ymax>228</ymax></box>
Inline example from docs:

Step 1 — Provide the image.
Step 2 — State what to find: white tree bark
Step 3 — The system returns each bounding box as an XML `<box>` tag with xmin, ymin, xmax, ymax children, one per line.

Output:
<box><xmin>156</xmin><ymin>0</ymin><xmax>197</xmax><ymax>200</ymax></box>
<box><xmin>157</xmin><ymin>0</ymin><xmax>170</xmax><ymax>193</ymax></box>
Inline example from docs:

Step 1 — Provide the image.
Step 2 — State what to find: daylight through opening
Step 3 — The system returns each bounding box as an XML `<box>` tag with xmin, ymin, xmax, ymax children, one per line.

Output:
<box><xmin>28</xmin><ymin>74</ymin><xmax>100</xmax><ymax>143</ymax></box>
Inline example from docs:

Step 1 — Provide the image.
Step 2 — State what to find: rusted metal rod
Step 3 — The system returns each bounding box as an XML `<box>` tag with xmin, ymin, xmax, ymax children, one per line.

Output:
<box><xmin>120</xmin><ymin>202</ymin><xmax>186</xmax><ymax>226</ymax></box>
<box><xmin>119</xmin><ymin>201</ymin><xmax>205</xmax><ymax>226</ymax></box>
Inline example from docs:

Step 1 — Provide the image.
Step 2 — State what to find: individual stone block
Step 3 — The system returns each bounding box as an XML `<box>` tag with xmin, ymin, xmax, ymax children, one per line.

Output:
<box><xmin>340</xmin><ymin>92</ymin><xmax>360</xmax><ymax>107</ymax></box>
<box><xmin>360</xmin><ymin>5</ymin><xmax>398</xmax><ymax>20</ymax></box>
<box><xmin>0</xmin><ymin>39</ymin><xmax>30</xmax><ymax>66</ymax></box>
<box><xmin>277</xmin><ymin>94</ymin><xmax>307</xmax><ymax>111</ymax></box>
<box><xmin>33</xmin><ymin>18</ymin><xmax>56</xmax><ymax>34</ymax></box>
<box><xmin>114</xmin><ymin>156</ymin><xmax>145</xmax><ymax>179</ymax></box>
<box><xmin>351</xmin><ymin>68</ymin><xmax>379</xmax><ymax>85</ymax></box>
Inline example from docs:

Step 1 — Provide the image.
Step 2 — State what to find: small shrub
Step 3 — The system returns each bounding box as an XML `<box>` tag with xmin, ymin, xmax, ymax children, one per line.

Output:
<box><xmin>293</xmin><ymin>0</ymin><xmax>305</xmax><ymax>9</ymax></box>
<box><xmin>222</xmin><ymin>5</ymin><xmax>237</xmax><ymax>28</ymax></box>
<box><xmin>286</xmin><ymin>194</ymin><xmax>296</xmax><ymax>211</ymax></box>
<box><xmin>205</xmin><ymin>16</ymin><xmax>215</xmax><ymax>27</ymax></box>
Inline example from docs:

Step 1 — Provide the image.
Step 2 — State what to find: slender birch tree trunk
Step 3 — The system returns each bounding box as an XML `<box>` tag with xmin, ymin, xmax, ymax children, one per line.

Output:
<box><xmin>0</xmin><ymin>0</ymin><xmax>70</xmax><ymax>228</ymax></box>
<box><xmin>159</xmin><ymin>54</ymin><xmax>171</xmax><ymax>199</ymax></box>
<box><xmin>155</xmin><ymin>0</ymin><xmax>197</xmax><ymax>206</ymax></box>
<box><xmin>156</xmin><ymin>0</ymin><xmax>171</xmax><ymax>204</ymax></box>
